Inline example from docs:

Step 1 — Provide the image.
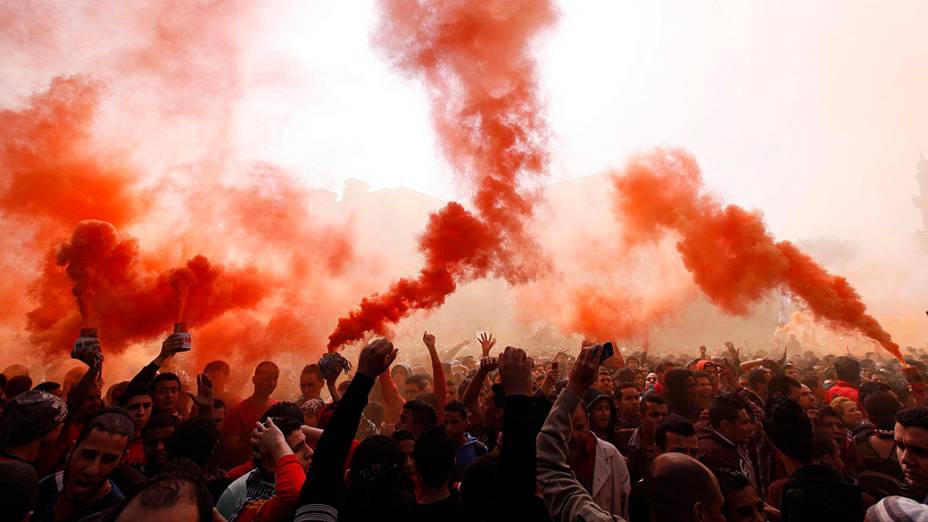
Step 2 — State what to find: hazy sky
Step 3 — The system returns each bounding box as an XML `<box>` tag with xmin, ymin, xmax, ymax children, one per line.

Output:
<box><xmin>241</xmin><ymin>0</ymin><xmax>928</xmax><ymax>245</ymax></box>
<box><xmin>3</xmin><ymin>1</ymin><xmax>926</xmax><ymax>244</ymax></box>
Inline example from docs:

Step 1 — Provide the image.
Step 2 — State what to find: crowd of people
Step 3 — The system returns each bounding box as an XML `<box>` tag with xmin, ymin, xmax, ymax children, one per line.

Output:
<box><xmin>2</xmin><ymin>329</ymin><xmax>928</xmax><ymax>522</ymax></box>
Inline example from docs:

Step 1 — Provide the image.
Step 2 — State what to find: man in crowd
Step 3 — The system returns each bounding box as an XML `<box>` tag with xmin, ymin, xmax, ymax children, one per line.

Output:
<box><xmin>298</xmin><ymin>364</ymin><xmax>324</xmax><ymax>403</ymax></box>
<box><xmin>34</xmin><ymin>408</ymin><xmax>135</xmax><ymax>522</ymax></box>
<box><xmin>895</xmin><ymin>406</ymin><xmax>928</xmax><ymax>498</ymax></box>
<box><xmin>647</xmin><ymin>453</ymin><xmax>726</xmax><ymax>522</ymax></box>
<box><xmin>0</xmin><ymin>390</ymin><xmax>67</xmax><ymax>467</ymax></box>
<box><xmin>142</xmin><ymin>413</ymin><xmax>181</xmax><ymax>477</ymax></box>
<box><xmin>826</xmin><ymin>356</ymin><xmax>861</xmax><ymax>403</ymax></box>
<box><xmin>764</xmin><ymin>396</ymin><xmax>864</xmax><ymax>520</ymax></box>
<box><xmin>405</xmin><ymin>374</ymin><xmax>433</xmax><ymax>399</ymax></box>
<box><xmin>618</xmin><ymin>393</ymin><xmax>668</xmax><ymax>483</ymax></box>
<box><xmin>150</xmin><ymin>374</ymin><xmax>182</xmax><ymax>417</ymax></box>
<box><xmin>442</xmin><ymin>400</ymin><xmax>486</xmax><ymax>483</ymax></box>
<box><xmin>697</xmin><ymin>395</ymin><xmax>756</xmax><ymax>488</ymax></box>
<box><xmin>615</xmin><ymin>382</ymin><xmax>641</xmax><ymax>429</ymax></box>
<box><xmin>656</xmin><ymin>415</ymin><xmax>699</xmax><ymax>457</ymax></box>
<box><xmin>715</xmin><ymin>467</ymin><xmax>768</xmax><ymax>522</ymax></box>
<box><xmin>117</xmin><ymin>384</ymin><xmax>152</xmax><ymax>469</ymax></box>
<box><xmin>221</xmin><ymin>361</ymin><xmax>279</xmax><ymax>467</ymax></box>
<box><xmin>114</xmin><ymin>459</ymin><xmax>215</xmax><ymax>522</ymax></box>
<box><xmin>204</xmin><ymin>360</ymin><xmax>241</xmax><ymax>409</ymax></box>
<box><xmin>567</xmin><ymin>401</ymin><xmax>630</xmax><ymax>518</ymax></box>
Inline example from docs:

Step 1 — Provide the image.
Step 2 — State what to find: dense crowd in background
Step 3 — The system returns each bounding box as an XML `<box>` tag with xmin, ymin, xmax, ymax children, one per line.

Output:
<box><xmin>3</xmin><ymin>329</ymin><xmax>928</xmax><ymax>522</ymax></box>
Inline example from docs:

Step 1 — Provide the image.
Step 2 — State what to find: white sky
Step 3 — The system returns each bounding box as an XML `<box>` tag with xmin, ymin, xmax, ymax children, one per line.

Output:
<box><xmin>240</xmin><ymin>0</ymin><xmax>928</xmax><ymax>245</ymax></box>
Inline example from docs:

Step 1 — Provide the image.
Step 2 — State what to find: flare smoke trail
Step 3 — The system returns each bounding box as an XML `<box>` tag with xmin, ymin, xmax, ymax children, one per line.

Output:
<box><xmin>327</xmin><ymin>0</ymin><xmax>558</xmax><ymax>350</ymax></box>
<box><xmin>611</xmin><ymin>148</ymin><xmax>903</xmax><ymax>362</ymax></box>
<box><xmin>0</xmin><ymin>2</ymin><xmax>354</xmax><ymax>366</ymax></box>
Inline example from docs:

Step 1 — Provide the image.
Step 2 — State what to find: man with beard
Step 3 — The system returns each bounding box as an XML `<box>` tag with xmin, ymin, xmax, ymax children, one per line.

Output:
<box><xmin>33</xmin><ymin>408</ymin><xmax>134</xmax><ymax>522</ymax></box>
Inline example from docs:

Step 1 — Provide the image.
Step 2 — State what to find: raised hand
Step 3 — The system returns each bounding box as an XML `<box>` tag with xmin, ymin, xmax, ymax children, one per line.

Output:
<box><xmin>478</xmin><ymin>332</ymin><xmax>497</xmax><ymax>356</ymax></box>
<box><xmin>422</xmin><ymin>331</ymin><xmax>437</xmax><ymax>351</ymax></box>
<box><xmin>542</xmin><ymin>366</ymin><xmax>561</xmax><ymax>391</ymax></box>
<box><xmin>479</xmin><ymin>356</ymin><xmax>499</xmax><ymax>373</ymax></box>
<box><xmin>186</xmin><ymin>373</ymin><xmax>214</xmax><ymax>409</ymax></box>
<box><xmin>159</xmin><ymin>332</ymin><xmax>188</xmax><ymax>360</ymax></box>
<box><xmin>251</xmin><ymin>417</ymin><xmax>291</xmax><ymax>461</ymax></box>
<box><xmin>357</xmin><ymin>338</ymin><xmax>398</xmax><ymax>379</ymax></box>
<box><xmin>568</xmin><ymin>343</ymin><xmax>603</xmax><ymax>397</ymax></box>
<box><xmin>499</xmin><ymin>346</ymin><xmax>533</xmax><ymax>397</ymax></box>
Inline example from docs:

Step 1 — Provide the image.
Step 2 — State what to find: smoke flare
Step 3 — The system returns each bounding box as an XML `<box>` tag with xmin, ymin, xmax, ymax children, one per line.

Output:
<box><xmin>327</xmin><ymin>0</ymin><xmax>558</xmax><ymax>350</ymax></box>
<box><xmin>612</xmin><ymin>148</ymin><xmax>903</xmax><ymax>362</ymax></box>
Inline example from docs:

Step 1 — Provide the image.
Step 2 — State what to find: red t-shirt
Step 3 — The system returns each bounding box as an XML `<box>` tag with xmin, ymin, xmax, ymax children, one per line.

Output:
<box><xmin>825</xmin><ymin>381</ymin><xmax>859</xmax><ymax>404</ymax></box>
<box><xmin>221</xmin><ymin>397</ymin><xmax>276</xmax><ymax>466</ymax></box>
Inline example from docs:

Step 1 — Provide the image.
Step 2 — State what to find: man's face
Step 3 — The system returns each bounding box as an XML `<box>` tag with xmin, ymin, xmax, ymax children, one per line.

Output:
<box><xmin>725</xmin><ymin>409</ymin><xmax>754</xmax><ymax>446</ymax></box>
<box><xmin>64</xmin><ymin>429</ymin><xmax>128</xmax><ymax>503</ymax></box>
<box><xmin>723</xmin><ymin>485</ymin><xmax>765</xmax><ymax>522</ymax></box>
<box><xmin>152</xmin><ymin>380</ymin><xmax>179</xmax><ymax>414</ymax></box>
<box><xmin>125</xmin><ymin>395</ymin><xmax>153</xmax><ymax>434</ymax></box>
<box><xmin>798</xmin><ymin>385</ymin><xmax>815</xmax><ymax>410</ymax></box>
<box><xmin>705</xmin><ymin>365</ymin><xmax>719</xmax><ymax>385</ymax></box>
<box><xmin>397</xmin><ymin>439</ymin><xmax>415</xmax><ymax>475</ymax></box>
<box><xmin>785</xmin><ymin>367</ymin><xmax>801</xmax><ymax>381</ymax></box>
<box><xmin>443</xmin><ymin>411</ymin><xmax>466</xmax><ymax>442</ymax></box>
<box><xmin>445</xmin><ymin>383</ymin><xmax>458</xmax><ymax>403</ymax></box>
<box><xmin>143</xmin><ymin>426</ymin><xmax>174</xmax><ymax>471</ymax></box>
<box><xmin>300</xmin><ymin>372</ymin><xmax>323</xmax><ymax>401</ymax></box>
<box><xmin>398</xmin><ymin>409</ymin><xmax>415</xmax><ymax>435</ymax></box>
<box><xmin>213</xmin><ymin>406</ymin><xmax>225</xmax><ymax>425</ymax></box>
<box><xmin>646</xmin><ymin>373</ymin><xmax>659</xmax><ymax>388</ymax></box>
<box><xmin>896</xmin><ymin>423</ymin><xmax>928</xmax><ymax>490</ymax></box>
<box><xmin>662</xmin><ymin>432</ymin><xmax>699</xmax><ymax>457</ymax></box>
<box><xmin>286</xmin><ymin>428</ymin><xmax>313</xmax><ymax>472</ymax></box>
<box><xmin>596</xmin><ymin>373</ymin><xmax>613</xmax><ymax>394</ymax></box>
<box><xmin>821</xmin><ymin>415</ymin><xmax>846</xmax><ymax>442</ymax></box>
<box><xmin>784</xmin><ymin>385</ymin><xmax>801</xmax><ymax>403</ymax></box>
<box><xmin>589</xmin><ymin>399</ymin><xmax>612</xmax><ymax>431</ymax></box>
<box><xmin>253</xmin><ymin>366</ymin><xmax>279</xmax><ymax>397</ymax></box>
<box><xmin>205</xmin><ymin>369</ymin><xmax>229</xmax><ymax>392</ymax></box>
<box><xmin>695</xmin><ymin>377</ymin><xmax>713</xmax><ymax>399</ymax></box>
<box><xmin>861</xmin><ymin>367</ymin><xmax>873</xmax><ymax>381</ymax></box>
<box><xmin>405</xmin><ymin>382</ymin><xmax>428</xmax><ymax>398</ymax></box>
<box><xmin>642</xmin><ymin>402</ymin><xmax>669</xmax><ymax>434</ymax></box>
<box><xmin>627</xmin><ymin>358</ymin><xmax>639</xmax><ymax>370</ymax></box>
<box><xmin>569</xmin><ymin>406</ymin><xmax>590</xmax><ymax>450</ymax></box>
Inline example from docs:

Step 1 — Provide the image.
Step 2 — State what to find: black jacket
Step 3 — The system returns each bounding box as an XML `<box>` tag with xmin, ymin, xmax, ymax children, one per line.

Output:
<box><xmin>780</xmin><ymin>464</ymin><xmax>865</xmax><ymax>522</ymax></box>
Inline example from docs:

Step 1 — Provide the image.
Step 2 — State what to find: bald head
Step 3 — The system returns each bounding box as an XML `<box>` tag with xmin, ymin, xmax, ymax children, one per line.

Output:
<box><xmin>252</xmin><ymin>361</ymin><xmax>279</xmax><ymax>398</ymax></box>
<box><xmin>648</xmin><ymin>453</ymin><xmax>724</xmax><ymax>522</ymax></box>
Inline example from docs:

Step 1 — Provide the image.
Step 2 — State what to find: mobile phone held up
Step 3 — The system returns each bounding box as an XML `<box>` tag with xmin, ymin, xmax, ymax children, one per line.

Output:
<box><xmin>600</xmin><ymin>342</ymin><xmax>614</xmax><ymax>364</ymax></box>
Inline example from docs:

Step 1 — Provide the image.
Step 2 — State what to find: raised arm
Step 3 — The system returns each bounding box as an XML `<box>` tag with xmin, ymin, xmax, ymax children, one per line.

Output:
<box><xmin>296</xmin><ymin>339</ymin><xmax>397</xmax><ymax>518</ymax></box>
<box><xmin>461</xmin><ymin>357</ymin><xmax>496</xmax><ymax>423</ymax></box>
<box><xmin>441</xmin><ymin>339</ymin><xmax>471</xmax><ymax>361</ymax></box>
<box><xmin>423</xmin><ymin>331</ymin><xmax>446</xmax><ymax>418</ymax></box>
<box><xmin>537</xmin><ymin>344</ymin><xmax>622</xmax><ymax>522</ymax></box>
<box><xmin>497</xmin><ymin>347</ymin><xmax>539</xmax><ymax>514</ymax></box>
<box><xmin>118</xmin><ymin>331</ymin><xmax>187</xmax><ymax>405</ymax></box>
<box><xmin>379</xmin><ymin>371</ymin><xmax>406</xmax><ymax>424</ymax></box>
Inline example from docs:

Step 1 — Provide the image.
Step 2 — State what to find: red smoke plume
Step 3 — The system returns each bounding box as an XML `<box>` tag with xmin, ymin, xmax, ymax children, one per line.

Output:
<box><xmin>327</xmin><ymin>0</ymin><xmax>558</xmax><ymax>350</ymax></box>
<box><xmin>30</xmin><ymin>220</ymin><xmax>269</xmax><ymax>354</ymax></box>
<box><xmin>612</xmin><ymin>149</ymin><xmax>903</xmax><ymax>362</ymax></box>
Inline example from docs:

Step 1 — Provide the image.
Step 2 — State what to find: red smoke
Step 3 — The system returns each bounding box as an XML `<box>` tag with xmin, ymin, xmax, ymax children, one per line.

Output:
<box><xmin>327</xmin><ymin>0</ymin><xmax>558</xmax><ymax>350</ymax></box>
<box><xmin>612</xmin><ymin>149</ymin><xmax>903</xmax><ymax>362</ymax></box>
<box><xmin>29</xmin><ymin>219</ymin><xmax>269</xmax><ymax>355</ymax></box>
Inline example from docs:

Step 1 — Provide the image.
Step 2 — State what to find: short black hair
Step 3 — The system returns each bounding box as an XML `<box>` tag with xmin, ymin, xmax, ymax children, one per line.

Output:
<box><xmin>391</xmin><ymin>429</ymin><xmax>416</xmax><ymax>444</ymax></box>
<box><xmin>203</xmin><ymin>360</ymin><xmax>230</xmax><ymax>374</ymax></box>
<box><xmin>118</xmin><ymin>382</ymin><xmax>151</xmax><ymax>406</ymax></box>
<box><xmin>412</xmin><ymin>426</ymin><xmax>453</xmax><ymax>488</ymax></box>
<box><xmin>617</xmin><ymin>368</ymin><xmax>637</xmax><ymax>383</ymax></box>
<box><xmin>834</xmin><ymin>356</ymin><xmax>861</xmax><ymax>383</ymax></box>
<box><xmin>402</xmin><ymin>399</ymin><xmax>437</xmax><ymax>429</ymax></box>
<box><xmin>76</xmin><ymin>406</ymin><xmax>134</xmax><ymax>449</ymax></box>
<box><xmin>4</xmin><ymin>375</ymin><xmax>32</xmax><ymax>398</ymax></box>
<box><xmin>714</xmin><ymin>467</ymin><xmax>753</xmax><ymax>518</ymax></box>
<box><xmin>708</xmin><ymin>395</ymin><xmax>747</xmax><ymax>430</ymax></box>
<box><xmin>655</xmin><ymin>415</ymin><xmax>695</xmax><ymax>450</ymax></box>
<box><xmin>863</xmin><ymin>392</ymin><xmax>902</xmax><ymax>431</ymax></box>
<box><xmin>406</xmin><ymin>374</ymin><xmax>432</xmax><ymax>390</ymax></box>
<box><xmin>0</xmin><ymin>460</ymin><xmax>37</xmax><ymax>522</ymax></box>
<box><xmin>768</xmin><ymin>375</ymin><xmax>801</xmax><ymax>399</ymax></box>
<box><xmin>120</xmin><ymin>458</ymin><xmax>213</xmax><ymax>522</ymax></box>
<box><xmin>764</xmin><ymin>397</ymin><xmax>812</xmax><ymax>463</ymax></box>
<box><xmin>150</xmin><ymin>373</ymin><xmax>180</xmax><ymax>394</ymax></box>
<box><xmin>260</xmin><ymin>402</ymin><xmax>303</xmax><ymax>438</ymax></box>
<box><xmin>301</xmin><ymin>364</ymin><xmax>322</xmax><ymax>379</ymax></box>
<box><xmin>443</xmin><ymin>400</ymin><xmax>468</xmax><ymax>419</ymax></box>
<box><xmin>859</xmin><ymin>381</ymin><xmax>892</xmax><ymax>405</ymax></box>
<box><xmin>143</xmin><ymin>413</ymin><xmax>182</xmax><ymax>440</ymax></box>
<box><xmin>617</xmin><ymin>382</ymin><xmax>638</xmax><ymax>394</ymax></box>
<box><xmin>747</xmin><ymin>368</ymin><xmax>768</xmax><ymax>389</ymax></box>
<box><xmin>640</xmin><ymin>393</ymin><xmax>666</xmax><ymax>415</ymax></box>
<box><xmin>33</xmin><ymin>381</ymin><xmax>61</xmax><ymax>394</ymax></box>
<box><xmin>166</xmin><ymin>417</ymin><xmax>220</xmax><ymax>468</ymax></box>
<box><xmin>896</xmin><ymin>407</ymin><xmax>928</xmax><ymax>430</ymax></box>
